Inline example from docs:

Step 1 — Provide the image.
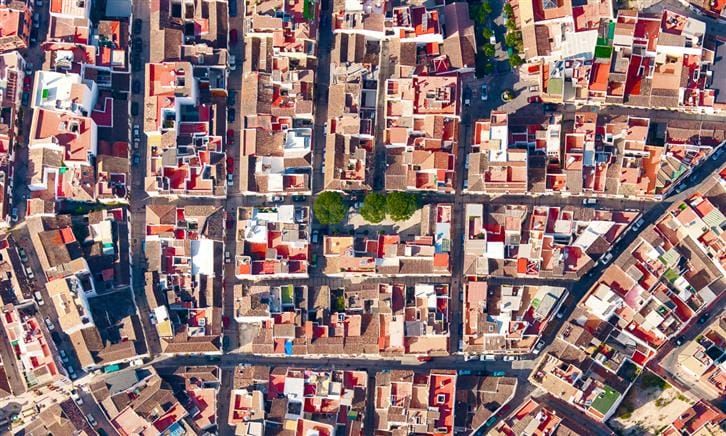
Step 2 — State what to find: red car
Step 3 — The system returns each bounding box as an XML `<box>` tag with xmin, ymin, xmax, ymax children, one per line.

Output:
<box><xmin>527</xmin><ymin>95</ymin><xmax>542</xmax><ymax>103</ymax></box>
<box><xmin>226</xmin><ymin>129</ymin><xmax>234</xmax><ymax>144</ymax></box>
<box><xmin>23</xmin><ymin>76</ymin><xmax>32</xmax><ymax>92</ymax></box>
<box><xmin>226</xmin><ymin>156</ymin><xmax>235</xmax><ymax>174</ymax></box>
<box><xmin>229</xmin><ymin>29</ymin><xmax>238</xmax><ymax>45</ymax></box>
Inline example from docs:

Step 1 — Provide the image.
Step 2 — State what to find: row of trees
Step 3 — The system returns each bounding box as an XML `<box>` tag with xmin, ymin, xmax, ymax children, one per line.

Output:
<box><xmin>312</xmin><ymin>191</ymin><xmax>419</xmax><ymax>225</ymax></box>
<box><xmin>503</xmin><ymin>3</ymin><xmax>524</xmax><ymax>68</ymax></box>
<box><xmin>360</xmin><ymin>192</ymin><xmax>418</xmax><ymax>223</ymax></box>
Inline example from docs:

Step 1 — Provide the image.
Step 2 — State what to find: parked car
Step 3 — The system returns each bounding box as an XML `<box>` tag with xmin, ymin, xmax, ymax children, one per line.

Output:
<box><xmin>311</xmin><ymin>230</ymin><xmax>319</xmax><ymax>244</ymax></box>
<box><xmin>227</xmin><ymin>173</ymin><xmax>234</xmax><ymax>186</ymax></box>
<box><xmin>226</xmin><ymin>156</ymin><xmax>235</xmax><ymax>174</ymax></box>
<box><xmin>600</xmin><ymin>252</ymin><xmax>614</xmax><ymax>265</ymax></box>
<box><xmin>480</xmin><ymin>84</ymin><xmax>488</xmax><ymax>101</ymax></box>
<box><xmin>294</xmin><ymin>208</ymin><xmax>306</xmax><ymax>223</ymax></box>
<box><xmin>489</xmin><ymin>34</ymin><xmax>496</xmax><ymax>45</ymax></box>
<box><xmin>71</xmin><ymin>389</ymin><xmax>83</xmax><ymax>405</ymax></box>
<box><xmin>130</xmin><ymin>102</ymin><xmax>139</xmax><ymax>117</ymax></box>
<box><xmin>527</xmin><ymin>95</ymin><xmax>542</xmax><ymax>103</ymax></box>
<box><xmin>534</xmin><ymin>341</ymin><xmax>545</xmax><ymax>354</ymax></box>
<box><xmin>17</xmin><ymin>247</ymin><xmax>28</xmax><ymax>263</ymax></box>
<box><xmin>675</xmin><ymin>336</ymin><xmax>685</xmax><ymax>346</ymax></box>
<box><xmin>227</xmin><ymin>90</ymin><xmax>236</xmax><ymax>106</ymax></box>
<box><xmin>698</xmin><ymin>312</ymin><xmax>711</xmax><ymax>324</ymax></box>
<box><xmin>292</xmin><ymin>195</ymin><xmax>307</xmax><ymax>202</ymax></box>
<box><xmin>224</xmin><ymin>251</ymin><xmax>231</xmax><ymax>264</ymax></box>
<box><xmin>35</xmin><ymin>0</ymin><xmax>43</xmax><ymax>7</ymax></box>
<box><xmin>59</xmin><ymin>349</ymin><xmax>68</xmax><ymax>363</ymax></box>
<box><xmin>229</xmin><ymin>0</ymin><xmax>237</xmax><ymax>16</ymax></box>
<box><xmin>132</xmin><ymin>19</ymin><xmax>142</xmax><ymax>35</ymax></box>
<box><xmin>582</xmin><ymin>198</ymin><xmax>597</xmax><ymax>205</ymax></box>
<box><xmin>86</xmin><ymin>414</ymin><xmax>97</xmax><ymax>427</ymax></box>
<box><xmin>132</xmin><ymin>154</ymin><xmax>140</xmax><ymax>165</ymax></box>
<box><xmin>21</xmin><ymin>92</ymin><xmax>30</xmax><ymax>106</ymax></box>
<box><xmin>229</xmin><ymin>29</ymin><xmax>238</xmax><ymax>45</ymax></box>
<box><xmin>228</xmin><ymin>108</ymin><xmax>236</xmax><ymax>122</ymax></box>
<box><xmin>44</xmin><ymin>317</ymin><xmax>55</xmax><ymax>331</ymax></box>
<box><xmin>25</xmin><ymin>266</ymin><xmax>33</xmax><ymax>280</ymax></box>
<box><xmin>132</xmin><ymin>80</ymin><xmax>141</xmax><ymax>94</ymax></box>
<box><xmin>34</xmin><ymin>291</ymin><xmax>44</xmax><ymax>306</ymax></box>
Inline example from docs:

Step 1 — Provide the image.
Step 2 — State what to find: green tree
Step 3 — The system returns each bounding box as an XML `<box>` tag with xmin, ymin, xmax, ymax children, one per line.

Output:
<box><xmin>481</xmin><ymin>0</ymin><xmax>493</xmax><ymax>16</ymax></box>
<box><xmin>483</xmin><ymin>44</ymin><xmax>496</xmax><ymax>57</ymax></box>
<box><xmin>484</xmin><ymin>62</ymin><xmax>495</xmax><ymax>74</ymax></box>
<box><xmin>386</xmin><ymin>192</ymin><xmax>418</xmax><ymax>221</ymax></box>
<box><xmin>313</xmin><ymin>191</ymin><xmax>347</xmax><ymax>225</ymax></box>
<box><xmin>503</xmin><ymin>3</ymin><xmax>514</xmax><ymax>18</ymax></box>
<box><xmin>482</xmin><ymin>28</ymin><xmax>493</xmax><ymax>39</ymax></box>
<box><xmin>509</xmin><ymin>53</ymin><xmax>523</xmax><ymax>68</ymax></box>
<box><xmin>360</xmin><ymin>192</ymin><xmax>387</xmax><ymax>223</ymax></box>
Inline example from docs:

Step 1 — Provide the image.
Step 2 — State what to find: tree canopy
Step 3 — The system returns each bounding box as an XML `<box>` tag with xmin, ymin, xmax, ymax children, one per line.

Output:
<box><xmin>360</xmin><ymin>192</ymin><xmax>387</xmax><ymax>223</ymax></box>
<box><xmin>313</xmin><ymin>191</ymin><xmax>347</xmax><ymax>225</ymax></box>
<box><xmin>385</xmin><ymin>192</ymin><xmax>418</xmax><ymax>222</ymax></box>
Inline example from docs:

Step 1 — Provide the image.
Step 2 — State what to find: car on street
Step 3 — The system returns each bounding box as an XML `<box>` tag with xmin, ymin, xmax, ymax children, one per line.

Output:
<box><xmin>23</xmin><ymin>76</ymin><xmax>32</xmax><ymax>92</ymax></box>
<box><xmin>17</xmin><ymin>247</ymin><xmax>27</xmax><ymax>262</ymax></box>
<box><xmin>71</xmin><ymin>389</ymin><xmax>83</xmax><ymax>405</ymax></box>
<box><xmin>132</xmin><ymin>80</ymin><xmax>141</xmax><ymax>94</ymax></box>
<box><xmin>534</xmin><ymin>341</ymin><xmax>545</xmax><ymax>354</ymax></box>
<box><xmin>270</xmin><ymin>195</ymin><xmax>283</xmax><ymax>203</ymax></box>
<box><xmin>86</xmin><ymin>414</ymin><xmax>97</xmax><ymax>427</ymax></box>
<box><xmin>311</xmin><ymin>230</ymin><xmax>319</xmax><ymax>244</ymax></box>
<box><xmin>292</xmin><ymin>195</ymin><xmax>307</xmax><ymax>202</ymax></box>
<box><xmin>227</xmin><ymin>173</ymin><xmax>234</xmax><ymax>186</ymax></box>
<box><xmin>227</xmin><ymin>90</ymin><xmax>236</xmax><ymax>106</ymax></box>
<box><xmin>133</xmin><ymin>153</ymin><xmax>140</xmax><ymax>165</ymax></box>
<box><xmin>34</xmin><ymin>291</ymin><xmax>44</xmax><ymax>306</ymax></box>
<box><xmin>130</xmin><ymin>102</ymin><xmax>139</xmax><ymax>116</ymax></box>
<box><xmin>35</xmin><ymin>0</ymin><xmax>43</xmax><ymax>6</ymax></box>
<box><xmin>310</xmin><ymin>253</ymin><xmax>318</xmax><ymax>268</ymax></box>
<box><xmin>582</xmin><ymin>198</ymin><xmax>597</xmax><ymax>205</ymax></box>
<box><xmin>556</xmin><ymin>307</ymin><xmax>566</xmax><ymax>319</ymax></box>
<box><xmin>132</xmin><ymin>19</ymin><xmax>142</xmax><ymax>35</ymax></box>
<box><xmin>294</xmin><ymin>208</ymin><xmax>306</xmax><ymax>223</ymax></box>
<box><xmin>229</xmin><ymin>29</ymin><xmax>238</xmax><ymax>45</ymax></box>
<box><xmin>462</xmin><ymin>86</ymin><xmax>472</xmax><ymax>106</ymax></box>
<box><xmin>675</xmin><ymin>336</ymin><xmax>685</xmax><ymax>346</ymax></box>
<box><xmin>224</xmin><ymin>251</ymin><xmax>231</xmax><ymax>264</ymax></box>
<box><xmin>44</xmin><ymin>317</ymin><xmax>54</xmax><ymax>331</ymax></box>
<box><xmin>480</xmin><ymin>84</ymin><xmax>488</xmax><ymax>101</ymax></box>
<box><xmin>527</xmin><ymin>95</ymin><xmax>542</xmax><ymax>103</ymax></box>
<box><xmin>21</xmin><ymin>92</ymin><xmax>30</xmax><ymax>106</ymax></box>
<box><xmin>228</xmin><ymin>108</ymin><xmax>235</xmax><ymax>122</ymax></box>
<box><xmin>600</xmin><ymin>252</ymin><xmax>614</xmax><ymax>265</ymax></box>
<box><xmin>229</xmin><ymin>0</ymin><xmax>237</xmax><ymax>16</ymax></box>
<box><xmin>59</xmin><ymin>349</ymin><xmax>68</xmax><ymax>363</ymax></box>
<box><xmin>226</xmin><ymin>156</ymin><xmax>235</xmax><ymax>174</ymax></box>
<box><xmin>489</xmin><ymin>34</ymin><xmax>496</xmax><ymax>45</ymax></box>
<box><xmin>698</xmin><ymin>312</ymin><xmax>711</xmax><ymax>324</ymax></box>
<box><xmin>10</xmin><ymin>207</ymin><xmax>18</xmax><ymax>222</ymax></box>
<box><xmin>133</xmin><ymin>124</ymin><xmax>140</xmax><ymax>138</ymax></box>
<box><xmin>25</xmin><ymin>266</ymin><xmax>33</xmax><ymax>279</ymax></box>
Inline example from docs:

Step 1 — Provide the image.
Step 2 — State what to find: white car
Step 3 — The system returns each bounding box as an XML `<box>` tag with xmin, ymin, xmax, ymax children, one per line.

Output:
<box><xmin>44</xmin><ymin>317</ymin><xmax>54</xmax><ymax>331</ymax></box>
<box><xmin>601</xmin><ymin>252</ymin><xmax>614</xmax><ymax>265</ymax></box>
<box><xmin>489</xmin><ymin>34</ymin><xmax>496</xmax><ymax>45</ymax></box>
<box><xmin>71</xmin><ymin>389</ymin><xmax>83</xmax><ymax>405</ymax></box>
<box><xmin>534</xmin><ymin>341</ymin><xmax>545</xmax><ymax>354</ymax></box>
<box><xmin>59</xmin><ymin>349</ymin><xmax>69</xmax><ymax>363</ymax></box>
<box><xmin>86</xmin><ymin>414</ymin><xmax>97</xmax><ymax>427</ymax></box>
